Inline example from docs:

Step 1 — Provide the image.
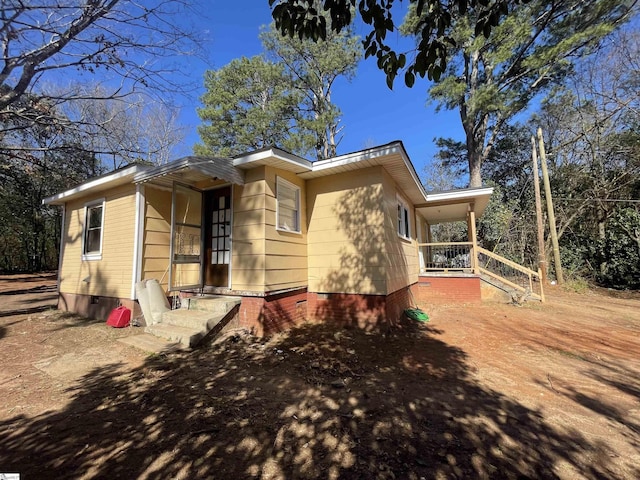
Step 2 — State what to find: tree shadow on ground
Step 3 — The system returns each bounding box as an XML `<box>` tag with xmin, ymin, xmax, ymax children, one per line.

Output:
<box><xmin>0</xmin><ymin>303</ymin><xmax>57</xmax><ymax>318</ymax></box>
<box><xmin>535</xmin><ymin>356</ymin><xmax>640</xmax><ymax>450</ymax></box>
<box><xmin>1</xmin><ymin>319</ymin><xmax>635</xmax><ymax>479</ymax></box>
<box><xmin>0</xmin><ymin>284</ymin><xmax>57</xmax><ymax>296</ymax></box>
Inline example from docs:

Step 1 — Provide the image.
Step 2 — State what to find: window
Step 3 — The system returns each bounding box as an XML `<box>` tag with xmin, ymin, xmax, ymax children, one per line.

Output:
<box><xmin>83</xmin><ymin>200</ymin><xmax>104</xmax><ymax>259</ymax></box>
<box><xmin>397</xmin><ymin>196</ymin><xmax>411</xmax><ymax>240</ymax></box>
<box><xmin>276</xmin><ymin>177</ymin><xmax>301</xmax><ymax>233</ymax></box>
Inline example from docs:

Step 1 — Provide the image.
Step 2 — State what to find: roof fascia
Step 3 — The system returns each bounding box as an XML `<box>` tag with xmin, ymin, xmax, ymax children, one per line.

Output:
<box><xmin>233</xmin><ymin>147</ymin><xmax>313</xmax><ymax>171</ymax></box>
<box><xmin>311</xmin><ymin>141</ymin><xmax>429</xmax><ymax>202</ymax></box>
<box><xmin>422</xmin><ymin>187</ymin><xmax>494</xmax><ymax>205</ymax></box>
<box><xmin>43</xmin><ymin>165</ymin><xmax>145</xmax><ymax>205</ymax></box>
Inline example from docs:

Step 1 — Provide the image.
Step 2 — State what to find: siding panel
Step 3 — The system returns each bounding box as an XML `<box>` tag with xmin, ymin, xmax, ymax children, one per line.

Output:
<box><xmin>59</xmin><ymin>184</ymin><xmax>137</xmax><ymax>299</ymax></box>
<box><xmin>306</xmin><ymin>167</ymin><xmax>386</xmax><ymax>295</ymax></box>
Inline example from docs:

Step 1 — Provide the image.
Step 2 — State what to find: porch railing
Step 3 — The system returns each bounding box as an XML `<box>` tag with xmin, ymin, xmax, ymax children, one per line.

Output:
<box><xmin>476</xmin><ymin>247</ymin><xmax>544</xmax><ymax>302</ymax></box>
<box><xmin>419</xmin><ymin>242</ymin><xmax>474</xmax><ymax>272</ymax></box>
<box><xmin>418</xmin><ymin>242</ymin><xmax>544</xmax><ymax>302</ymax></box>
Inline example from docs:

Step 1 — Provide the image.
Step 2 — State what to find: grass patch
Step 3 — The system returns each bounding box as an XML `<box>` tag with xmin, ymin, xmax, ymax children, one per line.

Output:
<box><xmin>549</xmin><ymin>346</ymin><xmax>589</xmax><ymax>362</ymax></box>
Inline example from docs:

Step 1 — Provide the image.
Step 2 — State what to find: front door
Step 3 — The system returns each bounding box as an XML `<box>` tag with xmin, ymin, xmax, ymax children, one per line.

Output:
<box><xmin>204</xmin><ymin>186</ymin><xmax>232</xmax><ymax>288</ymax></box>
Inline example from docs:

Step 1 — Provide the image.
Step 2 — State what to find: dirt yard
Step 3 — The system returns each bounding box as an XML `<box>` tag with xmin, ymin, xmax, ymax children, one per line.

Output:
<box><xmin>1</xmin><ymin>273</ymin><xmax>639</xmax><ymax>479</ymax></box>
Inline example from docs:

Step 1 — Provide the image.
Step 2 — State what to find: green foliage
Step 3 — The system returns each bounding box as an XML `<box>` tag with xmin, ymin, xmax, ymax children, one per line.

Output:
<box><xmin>593</xmin><ymin>208</ymin><xmax>640</xmax><ymax>289</ymax></box>
<box><xmin>261</xmin><ymin>18</ymin><xmax>361</xmax><ymax>159</ymax></box>
<box><xmin>269</xmin><ymin>0</ymin><xmax>531</xmax><ymax>88</ymax></box>
<box><xmin>198</xmin><ymin>12</ymin><xmax>360</xmax><ymax>160</ymax></box>
<box><xmin>409</xmin><ymin>0</ymin><xmax>635</xmax><ymax>186</ymax></box>
<box><xmin>196</xmin><ymin>56</ymin><xmax>306</xmax><ymax>157</ymax></box>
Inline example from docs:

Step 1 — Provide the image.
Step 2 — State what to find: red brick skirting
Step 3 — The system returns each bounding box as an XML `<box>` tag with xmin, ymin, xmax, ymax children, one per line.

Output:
<box><xmin>57</xmin><ymin>292</ymin><xmax>142</xmax><ymax>321</ymax></box>
<box><xmin>58</xmin><ymin>276</ymin><xmax>481</xmax><ymax>336</ymax></box>
<box><xmin>238</xmin><ymin>289</ymin><xmax>309</xmax><ymax>337</ymax></box>
<box><xmin>411</xmin><ymin>275</ymin><xmax>481</xmax><ymax>304</ymax></box>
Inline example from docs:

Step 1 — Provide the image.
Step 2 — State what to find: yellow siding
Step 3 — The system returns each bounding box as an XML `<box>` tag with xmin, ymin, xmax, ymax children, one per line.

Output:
<box><xmin>306</xmin><ymin>166</ymin><xmax>386</xmax><ymax>295</ymax></box>
<box><xmin>382</xmin><ymin>168</ymin><xmax>419</xmax><ymax>293</ymax></box>
<box><xmin>59</xmin><ymin>184</ymin><xmax>137</xmax><ymax>299</ymax></box>
<box><xmin>263</xmin><ymin>166</ymin><xmax>308</xmax><ymax>291</ymax></box>
<box><xmin>141</xmin><ymin>187</ymin><xmax>172</xmax><ymax>291</ymax></box>
<box><xmin>231</xmin><ymin>168</ymin><xmax>266</xmax><ymax>292</ymax></box>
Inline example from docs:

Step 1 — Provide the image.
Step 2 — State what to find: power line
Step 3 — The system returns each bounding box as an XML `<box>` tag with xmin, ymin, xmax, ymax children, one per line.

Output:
<box><xmin>556</xmin><ymin>197</ymin><xmax>640</xmax><ymax>203</ymax></box>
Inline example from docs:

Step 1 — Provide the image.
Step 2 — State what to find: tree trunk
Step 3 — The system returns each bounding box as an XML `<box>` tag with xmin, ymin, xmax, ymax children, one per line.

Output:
<box><xmin>466</xmin><ymin>128</ymin><xmax>483</xmax><ymax>187</ymax></box>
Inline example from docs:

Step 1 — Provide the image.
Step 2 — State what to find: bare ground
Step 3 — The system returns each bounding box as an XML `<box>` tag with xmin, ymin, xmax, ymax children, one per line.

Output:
<box><xmin>0</xmin><ymin>273</ymin><xmax>639</xmax><ymax>479</ymax></box>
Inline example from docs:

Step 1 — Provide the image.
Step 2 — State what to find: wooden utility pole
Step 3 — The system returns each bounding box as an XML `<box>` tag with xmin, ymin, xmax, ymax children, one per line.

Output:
<box><xmin>531</xmin><ymin>136</ymin><xmax>547</xmax><ymax>284</ymax></box>
<box><xmin>537</xmin><ymin>127</ymin><xmax>564</xmax><ymax>284</ymax></box>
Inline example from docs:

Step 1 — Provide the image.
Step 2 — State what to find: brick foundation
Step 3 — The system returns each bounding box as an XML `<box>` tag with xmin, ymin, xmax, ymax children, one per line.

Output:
<box><xmin>238</xmin><ymin>289</ymin><xmax>309</xmax><ymax>337</ymax></box>
<box><xmin>58</xmin><ymin>292</ymin><xmax>142</xmax><ymax>321</ymax></box>
<box><xmin>307</xmin><ymin>292</ymin><xmax>387</xmax><ymax>330</ymax></box>
<box><xmin>411</xmin><ymin>275</ymin><xmax>481</xmax><ymax>305</ymax></box>
<box><xmin>58</xmin><ymin>276</ymin><xmax>480</xmax><ymax>335</ymax></box>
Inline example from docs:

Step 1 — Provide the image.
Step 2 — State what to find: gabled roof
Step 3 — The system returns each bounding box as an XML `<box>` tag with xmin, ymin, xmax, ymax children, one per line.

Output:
<box><xmin>299</xmin><ymin>141</ymin><xmax>428</xmax><ymax>207</ymax></box>
<box><xmin>42</xmin><ymin>143</ymin><xmax>493</xmax><ymax>222</ymax></box>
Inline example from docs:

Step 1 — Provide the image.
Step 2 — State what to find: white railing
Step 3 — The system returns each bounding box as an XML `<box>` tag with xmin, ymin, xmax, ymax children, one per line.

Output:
<box><xmin>417</xmin><ymin>242</ymin><xmax>544</xmax><ymax>302</ymax></box>
<box><xmin>418</xmin><ymin>242</ymin><xmax>475</xmax><ymax>272</ymax></box>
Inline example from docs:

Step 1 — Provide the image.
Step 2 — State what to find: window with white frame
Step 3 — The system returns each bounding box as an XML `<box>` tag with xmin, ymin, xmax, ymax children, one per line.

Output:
<box><xmin>397</xmin><ymin>196</ymin><xmax>411</xmax><ymax>240</ymax></box>
<box><xmin>276</xmin><ymin>177</ymin><xmax>301</xmax><ymax>233</ymax></box>
<box><xmin>83</xmin><ymin>200</ymin><xmax>104</xmax><ymax>258</ymax></box>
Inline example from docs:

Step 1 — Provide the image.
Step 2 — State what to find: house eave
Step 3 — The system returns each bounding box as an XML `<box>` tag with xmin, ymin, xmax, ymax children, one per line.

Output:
<box><xmin>299</xmin><ymin>141</ymin><xmax>428</xmax><ymax>206</ymax></box>
<box><xmin>233</xmin><ymin>147</ymin><xmax>313</xmax><ymax>173</ymax></box>
<box><xmin>416</xmin><ymin>187</ymin><xmax>494</xmax><ymax>224</ymax></box>
<box><xmin>42</xmin><ymin>165</ymin><xmax>147</xmax><ymax>206</ymax></box>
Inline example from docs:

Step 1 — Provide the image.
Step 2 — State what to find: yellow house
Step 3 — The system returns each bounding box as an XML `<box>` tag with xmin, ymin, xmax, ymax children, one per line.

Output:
<box><xmin>44</xmin><ymin>141</ymin><xmax>499</xmax><ymax>335</ymax></box>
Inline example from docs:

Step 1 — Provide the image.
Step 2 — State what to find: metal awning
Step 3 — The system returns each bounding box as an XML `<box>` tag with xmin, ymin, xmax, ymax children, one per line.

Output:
<box><xmin>134</xmin><ymin>156</ymin><xmax>245</xmax><ymax>188</ymax></box>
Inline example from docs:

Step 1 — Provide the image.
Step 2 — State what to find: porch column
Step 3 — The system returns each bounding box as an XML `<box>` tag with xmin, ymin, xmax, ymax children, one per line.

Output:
<box><xmin>425</xmin><ymin>221</ymin><xmax>433</xmax><ymax>271</ymax></box>
<box><xmin>467</xmin><ymin>209</ymin><xmax>479</xmax><ymax>274</ymax></box>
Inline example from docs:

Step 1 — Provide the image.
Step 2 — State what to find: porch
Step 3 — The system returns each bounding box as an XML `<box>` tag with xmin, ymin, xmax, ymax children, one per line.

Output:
<box><xmin>415</xmin><ymin>188</ymin><xmax>544</xmax><ymax>303</ymax></box>
<box><xmin>416</xmin><ymin>241</ymin><xmax>544</xmax><ymax>302</ymax></box>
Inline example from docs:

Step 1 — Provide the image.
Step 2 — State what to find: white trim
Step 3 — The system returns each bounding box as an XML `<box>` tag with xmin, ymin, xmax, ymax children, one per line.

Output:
<box><xmin>233</xmin><ymin>148</ymin><xmax>312</xmax><ymax>171</ymax></box>
<box><xmin>397</xmin><ymin>194</ymin><xmax>411</xmax><ymax>241</ymax></box>
<box><xmin>57</xmin><ymin>203</ymin><xmax>66</xmax><ymax>288</ymax></box>
<box><xmin>81</xmin><ymin>198</ymin><xmax>105</xmax><ymax>261</ymax></box>
<box><xmin>425</xmin><ymin>187</ymin><xmax>494</xmax><ymax>203</ymax></box>
<box><xmin>131</xmin><ymin>185</ymin><xmax>145</xmax><ymax>299</ymax></box>
<box><xmin>42</xmin><ymin>165</ymin><xmax>145</xmax><ymax>205</ymax></box>
<box><xmin>275</xmin><ymin>176</ymin><xmax>302</xmax><ymax>234</ymax></box>
<box><xmin>312</xmin><ymin>142</ymin><xmax>403</xmax><ymax>171</ymax></box>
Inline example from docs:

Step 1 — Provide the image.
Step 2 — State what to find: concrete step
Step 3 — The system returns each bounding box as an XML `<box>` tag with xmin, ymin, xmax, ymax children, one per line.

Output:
<box><xmin>145</xmin><ymin>323</ymin><xmax>204</xmax><ymax>348</ymax></box>
<box><xmin>118</xmin><ymin>333</ymin><xmax>185</xmax><ymax>354</ymax></box>
<box><xmin>162</xmin><ymin>309</ymin><xmax>226</xmax><ymax>331</ymax></box>
<box><xmin>182</xmin><ymin>295</ymin><xmax>241</xmax><ymax>314</ymax></box>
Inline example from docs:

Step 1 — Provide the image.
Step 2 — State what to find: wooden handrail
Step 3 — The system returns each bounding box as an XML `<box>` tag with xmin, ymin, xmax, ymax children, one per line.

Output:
<box><xmin>476</xmin><ymin>247</ymin><xmax>540</xmax><ymax>278</ymax></box>
<box><xmin>417</xmin><ymin>242</ymin><xmax>473</xmax><ymax>247</ymax></box>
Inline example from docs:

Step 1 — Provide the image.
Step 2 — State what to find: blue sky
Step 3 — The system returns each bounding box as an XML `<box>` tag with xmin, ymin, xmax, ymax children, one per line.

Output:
<box><xmin>177</xmin><ymin>1</ymin><xmax>463</xmax><ymax>177</ymax></box>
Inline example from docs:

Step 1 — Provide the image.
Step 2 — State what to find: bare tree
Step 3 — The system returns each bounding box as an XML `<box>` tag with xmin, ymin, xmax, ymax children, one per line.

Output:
<box><xmin>63</xmin><ymin>85</ymin><xmax>187</xmax><ymax>167</ymax></box>
<box><xmin>1</xmin><ymin>0</ymin><xmax>202</xmax><ymax>137</ymax></box>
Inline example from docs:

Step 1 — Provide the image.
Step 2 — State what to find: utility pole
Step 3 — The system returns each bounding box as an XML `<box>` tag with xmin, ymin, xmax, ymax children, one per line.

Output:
<box><xmin>531</xmin><ymin>136</ymin><xmax>547</xmax><ymax>284</ymax></box>
<box><xmin>537</xmin><ymin>127</ymin><xmax>564</xmax><ymax>284</ymax></box>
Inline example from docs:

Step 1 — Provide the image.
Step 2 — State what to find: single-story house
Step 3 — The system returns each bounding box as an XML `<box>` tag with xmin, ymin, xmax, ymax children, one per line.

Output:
<box><xmin>43</xmin><ymin>141</ymin><xmax>498</xmax><ymax>336</ymax></box>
